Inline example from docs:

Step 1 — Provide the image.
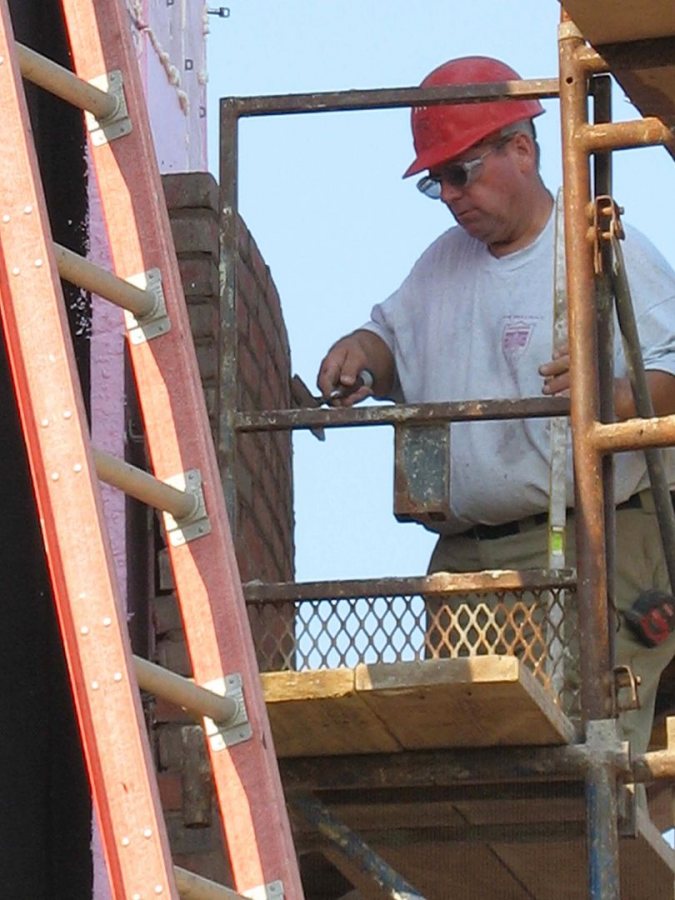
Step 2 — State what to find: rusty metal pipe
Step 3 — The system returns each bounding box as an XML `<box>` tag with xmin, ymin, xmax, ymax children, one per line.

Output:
<box><xmin>579</xmin><ymin>119</ymin><xmax>675</xmax><ymax>154</ymax></box>
<box><xmin>235</xmin><ymin>396</ymin><xmax>570</xmax><ymax>433</ymax></box>
<box><xmin>586</xmin><ymin>763</ymin><xmax>621</xmax><ymax>899</ymax></box>
<box><xmin>559</xmin><ymin>23</ymin><xmax>613</xmax><ymax>725</ymax></box>
<box><xmin>292</xmin><ymin>794</ymin><xmax>425</xmax><ymax>899</ymax></box>
<box><xmin>229</xmin><ymin>78</ymin><xmax>560</xmax><ymax>118</ymax></box>
<box><xmin>561</xmin><ymin>19</ymin><xmax>622</xmax><ymax>896</ymax></box>
<box><xmin>633</xmin><ymin>750</ymin><xmax>675</xmax><ymax>783</ymax></box>
<box><xmin>593</xmin><ymin>415</ymin><xmax>675</xmax><ymax>452</ymax></box>
<box><xmin>593</xmin><ymin>78</ymin><xmax>617</xmax><ymax>668</ymax></box>
<box><xmin>244</xmin><ymin>569</ymin><xmax>576</xmax><ymax>603</ymax></box>
<box><xmin>611</xmin><ymin>237</ymin><xmax>675</xmax><ymax>593</ymax></box>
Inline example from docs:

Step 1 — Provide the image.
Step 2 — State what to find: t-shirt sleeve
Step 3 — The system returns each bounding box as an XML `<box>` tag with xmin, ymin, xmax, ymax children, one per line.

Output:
<box><xmin>359</xmin><ymin>298</ymin><xmax>405</xmax><ymax>402</ymax></box>
<box><xmin>356</xmin><ymin>228</ymin><xmax>456</xmax><ymax>403</ymax></box>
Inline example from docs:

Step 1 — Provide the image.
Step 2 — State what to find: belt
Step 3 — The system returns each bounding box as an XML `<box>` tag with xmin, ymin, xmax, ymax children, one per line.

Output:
<box><xmin>463</xmin><ymin>492</ymin><xmax>644</xmax><ymax>541</ymax></box>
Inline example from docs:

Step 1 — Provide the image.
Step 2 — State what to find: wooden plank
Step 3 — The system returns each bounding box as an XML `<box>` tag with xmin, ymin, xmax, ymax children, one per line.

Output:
<box><xmin>366</xmin><ymin>841</ymin><xmax>537</xmax><ymax>900</ymax></box>
<box><xmin>299</xmin><ymin>802</ymin><xmax>675</xmax><ymax>899</ymax></box>
<box><xmin>491</xmin><ymin>812</ymin><xmax>675</xmax><ymax>900</ymax></box>
<box><xmin>562</xmin><ymin>1</ymin><xmax>675</xmax><ymax>44</ymax></box>
<box><xmin>262</xmin><ymin>658</ymin><xmax>575</xmax><ymax>757</ymax></box>
<box><xmin>261</xmin><ymin>668</ymin><xmax>400</xmax><ymax>757</ymax></box>
<box><xmin>355</xmin><ymin>658</ymin><xmax>576</xmax><ymax>748</ymax></box>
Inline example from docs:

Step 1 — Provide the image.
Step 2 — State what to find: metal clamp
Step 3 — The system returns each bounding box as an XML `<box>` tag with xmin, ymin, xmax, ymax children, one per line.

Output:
<box><xmin>85</xmin><ymin>70</ymin><xmax>132</xmax><ymax>145</ymax></box>
<box><xmin>590</xmin><ymin>195</ymin><xmax>625</xmax><ymax>276</ymax></box>
<box><xmin>203</xmin><ymin>674</ymin><xmax>252</xmax><ymax>751</ymax></box>
<box><xmin>585</xmin><ymin>719</ymin><xmax>631</xmax><ymax>771</ymax></box>
<box><xmin>612</xmin><ymin>664</ymin><xmax>641</xmax><ymax>714</ymax></box>
<box><xmin>162</xmin><ymin>469</ymin><xmax>211</xmax><ymax>546</ymax></box>
<box><xmin>124</xmin><ymin>268</ymin><xmax>171</xmax><ymax>344</ymax></box>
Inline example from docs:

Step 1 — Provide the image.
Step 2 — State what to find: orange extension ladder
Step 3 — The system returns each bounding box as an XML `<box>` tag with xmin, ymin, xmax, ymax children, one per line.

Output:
<box><xmin>0</xmin><ymin>1</ymin><xmax>304</xmax><ymax>897</ymax></box>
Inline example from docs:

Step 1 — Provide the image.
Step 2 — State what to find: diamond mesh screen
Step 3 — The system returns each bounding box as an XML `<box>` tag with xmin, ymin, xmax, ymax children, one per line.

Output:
<box><xmin>247</xmin><ymin>582</ymin><xmax>579</xmax><ymax>718</ymax></box>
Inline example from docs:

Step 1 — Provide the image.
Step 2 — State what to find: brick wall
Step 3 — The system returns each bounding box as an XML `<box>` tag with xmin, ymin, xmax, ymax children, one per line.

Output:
<box><xmin>235</xmin><ymin>218</ymin><xmax>295</xmax><ymax>583</ymax></box>
<box><xmin>152</xmin><ymin>171</ymin><xmax>295</xmax><ymax>881</ymax></box>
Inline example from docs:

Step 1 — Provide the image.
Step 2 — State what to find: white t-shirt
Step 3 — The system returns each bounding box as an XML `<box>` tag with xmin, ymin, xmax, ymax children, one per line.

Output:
<box><xmin>363</xmin><ymin>207</ymin><xmax>675</xmax><ymax>534</ymax></box>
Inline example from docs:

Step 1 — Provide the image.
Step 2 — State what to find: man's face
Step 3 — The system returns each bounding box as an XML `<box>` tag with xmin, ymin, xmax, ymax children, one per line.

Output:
<box><xmin>428</xmin><ymin>133</ymin><xmax>535</xmax><ymax>252</ymax></box>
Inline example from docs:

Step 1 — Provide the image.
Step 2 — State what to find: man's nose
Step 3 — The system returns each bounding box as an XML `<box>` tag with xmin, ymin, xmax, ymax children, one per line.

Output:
<box><xmin>439</xmin><ymin>179</ymin><xmax>464</xmax><ymax>205</ymax></box>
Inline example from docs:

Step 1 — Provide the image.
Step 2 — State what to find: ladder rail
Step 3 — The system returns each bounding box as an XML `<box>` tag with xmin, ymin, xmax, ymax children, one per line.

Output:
<box><xmin>58</xmin><ymin>0</ymin><xmax>304</xmax><ymax>894</ymax></box>
<box><xmin>0</xmin><ymin>0</ymin><xmax>304</xmax><ymax>895</ymax></box>
<box><xmin>0</xmin><ymin>5</ymin><xmax>178</xmax><ymax>896</ymax></box>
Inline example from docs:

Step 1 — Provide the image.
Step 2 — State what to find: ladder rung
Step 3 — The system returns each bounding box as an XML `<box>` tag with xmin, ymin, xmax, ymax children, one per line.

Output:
<box><xmin>174</xmin><ymin>866</ymin><xmax>247</xmax><ymax>900</ymax></box>
<box><xmin>54</xmin><ymin>242</ymin><xmax>157</xmax><ymax>319</ymax></box>
<box><xmin>93</xmin><ymin>448</ymin><xmax>198</xmax><ymax>521</ymax></box>
<box><xmin>16</xmin><ymin>42</ymin><xmax>117</xmax><ymax>121</ymax></box>
<box><xmin>134</xmin><ymin>656</ymin><xmax>239</xmax><ymax>725</ymax></box>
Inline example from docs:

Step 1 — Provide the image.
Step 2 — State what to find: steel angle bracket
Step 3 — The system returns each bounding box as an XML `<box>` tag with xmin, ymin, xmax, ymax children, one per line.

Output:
<box><xmin>124</xmin><ymin>267</ymin><xmax>171</xmax><ymax>344</ymax></box>
<box><xmin>203</xmin><ymin>674</ymin><xmax>252</xmax><ymax>750</ymax></box>
<box><xmin>85</xmin><ymin>69</ymin><xmax>132</xmax><ymax>145</ymax></box>
<box><xmin>162</xmin><ymin>468</ymin><xmax>212</xmax><ymax>546</ymax></box>
<box><xmin>244</xmin><ymin>881</ymin><xmax>284</xmax><ymax>900</ymax></box>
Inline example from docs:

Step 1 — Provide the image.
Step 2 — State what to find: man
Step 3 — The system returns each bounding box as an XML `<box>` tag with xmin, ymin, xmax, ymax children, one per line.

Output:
<box><xmin>317</xmin><ymin>56</ymin><xmax>675</xmax><ymax>760</ymax></box>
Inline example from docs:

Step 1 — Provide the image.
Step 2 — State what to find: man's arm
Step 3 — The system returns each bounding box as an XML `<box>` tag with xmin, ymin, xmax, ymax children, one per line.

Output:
<box><xmin>613</xmin><ymin>370</ymin><xmax>675</xmax><ymax>420</ymax></box>
<box><xmin>317</xmin><ymin>329</ymin><xmax>395</xmax><ymax>407</ymax></box>
<box><xmin>539</xmin><ymin>348</ymin><xmax>675</xmax><ymax>420</ymax></box>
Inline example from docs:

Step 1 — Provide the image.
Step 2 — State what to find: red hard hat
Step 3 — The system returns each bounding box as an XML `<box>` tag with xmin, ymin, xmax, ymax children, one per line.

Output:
<box><xmin>404</xmin><ymin>56</ymin><xmax>545</xmax><ymax>177</ymax></box>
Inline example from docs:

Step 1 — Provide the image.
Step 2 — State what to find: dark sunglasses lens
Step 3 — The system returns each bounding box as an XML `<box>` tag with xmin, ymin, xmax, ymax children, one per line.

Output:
<box><xmin>416</xmin><ymin>176</ymin><xmax>440</xmax><ymax>198</ymax></box>
<box><xmin>446</xmin><ymin>165</ymin><xmax>468</xmax><ymax>188</ymax></box>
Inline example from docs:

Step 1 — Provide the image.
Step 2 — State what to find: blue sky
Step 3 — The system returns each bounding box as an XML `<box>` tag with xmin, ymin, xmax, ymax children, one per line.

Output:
<box><xmin>205</xmin><ymin>1</ymin><xmax>675</xmax><ymax>582</ymax></box>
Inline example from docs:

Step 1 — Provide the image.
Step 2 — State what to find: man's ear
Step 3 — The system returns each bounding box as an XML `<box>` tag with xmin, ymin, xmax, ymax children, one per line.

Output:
<box><xmin>511</xmin><ymin>132</ymin><xmax>537</xmax><ymax>173</ymax></box>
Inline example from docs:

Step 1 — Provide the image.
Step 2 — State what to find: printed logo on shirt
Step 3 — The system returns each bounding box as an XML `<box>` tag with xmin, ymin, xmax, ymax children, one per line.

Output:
<box><xmin>501</xmin><ymin>317</ymin><xmax>538</xmax><ymax>363</ymax></box>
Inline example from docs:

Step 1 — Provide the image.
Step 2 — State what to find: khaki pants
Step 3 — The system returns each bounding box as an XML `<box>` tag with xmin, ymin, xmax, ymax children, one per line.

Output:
<box><xmin>428</xmin><ymin>493</ymin><xmax>675</xmax><ymax>757</ymax></box>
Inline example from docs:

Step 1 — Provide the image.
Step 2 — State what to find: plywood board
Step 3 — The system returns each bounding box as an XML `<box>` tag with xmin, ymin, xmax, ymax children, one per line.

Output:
<box><xmin>262</xmin><ymin>657</ymin><xmax>575</xmax><ymax>758</ymax></box>
<box><xmin>299</xmin><ymin>797</ymin><xmax>675</xmax><ymax>899</ymax></box>
<box><xmin>491</xmin><ymin>813</ymin><xmax>675</xmax><ymax>900</ymax></box>
<box><xmin>562</xmin><ymin>1</ymin><xmax>675</xmax><ymax>44</ymax></box>
<box><xmin>562</xmin><ymin>0</ymin><xmax>675</xmax><ymax>128</ymax></box>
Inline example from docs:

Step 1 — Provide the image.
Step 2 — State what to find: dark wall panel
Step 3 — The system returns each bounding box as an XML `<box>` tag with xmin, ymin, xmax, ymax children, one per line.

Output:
<box><xmin>1</xmin><ymin>2</ymin><xmax>92</xmax><ymax>897</ymax></box>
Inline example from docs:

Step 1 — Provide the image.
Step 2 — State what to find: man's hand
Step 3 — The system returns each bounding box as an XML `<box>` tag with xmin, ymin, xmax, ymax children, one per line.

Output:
<box><xmin>317</xmin><ymin>330</ymin><xmax>394</xmax><ymax>407</ymax></box>
<box><xmin>539</xmin><ymin>342</ymin><xmax>675</xmax><ymax>420</ymax></box>
<box><xmin>539</xmin><ymin>345</ymin><xmax>570</xmax><ymax>398</ymax></box>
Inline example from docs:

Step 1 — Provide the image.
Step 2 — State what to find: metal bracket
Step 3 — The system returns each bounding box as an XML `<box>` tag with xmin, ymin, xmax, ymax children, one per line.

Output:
<box><xmin>245</xmin><ymin>881</ymin><xmax>284</xmax><ymax>900</ymax></box>
<box><xmin>585</xmin><ymin>720</ymin><xmax>635</xmax><ymax>842</ymax></box>
<box><xmin>162</xmin><ymin>469</ymin><xmax>211</xmax><ymax>546</ymax></box>
<box><xmin>203</xmin><ymin>674</ymin><xmax>252</xmax><ymax>750</ymax></box>
<box><xmin>617</xmin><ymin>781</ymin><xmax>638</xmax><ymax>838</ymax></box>
<box><xmin>124</xmin><ymin>268</ymin><xmax>171</xmax><ymax>344</ymax></box>
<box><xmin>585</xmin><ymin>719</ymin><xmax>631</xmax><ymax>773</ymax></box>
<box><xmin>85</xmin><ymin>70</ymin><xmax>132</xmax><ymax>145</ymax></box>
<box><xmin>590</xmin><ymin>195</ymin><xmax>625</xmax><ymax>276</ymax></box>
<box><xmin>612</xmin><ymin>663</ymin><xmax>641</xmax><ymax>714</ymax></box>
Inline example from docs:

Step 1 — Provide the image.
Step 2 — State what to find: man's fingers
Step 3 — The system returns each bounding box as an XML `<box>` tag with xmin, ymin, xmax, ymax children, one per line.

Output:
<box><xmin>318</xmin><ymin>346</ymin><xmax>368</xmax><ymax>398</ymax></box>
<box><xmin>328</xmin><ymin>384</ymin><xmax>372</xmax><ymax>408</ymax></box>
<box><xmin>539</xmin><ymin>354</ymin><xmax>570</xmax><ymax>377</ymax></box>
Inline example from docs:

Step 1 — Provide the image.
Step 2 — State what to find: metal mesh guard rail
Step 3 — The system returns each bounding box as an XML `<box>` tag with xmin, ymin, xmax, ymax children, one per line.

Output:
<box><xmin>245</xmin><ymin>569</ymin><xmax>580</xmax><ymax>720</ymax></box>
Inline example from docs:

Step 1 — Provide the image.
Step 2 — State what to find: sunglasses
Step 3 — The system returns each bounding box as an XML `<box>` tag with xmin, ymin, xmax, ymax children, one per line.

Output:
<box><xmin>416</xmin><ymin>136</ymin><xmax>513</xmax><ymax>199</ymax></box>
